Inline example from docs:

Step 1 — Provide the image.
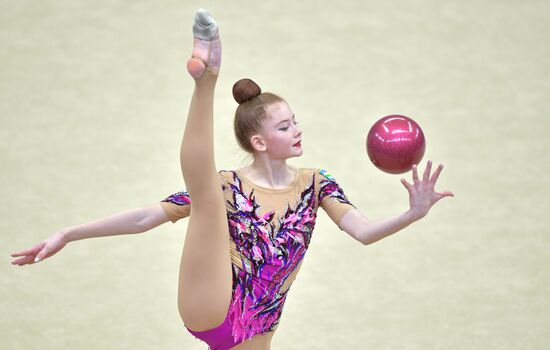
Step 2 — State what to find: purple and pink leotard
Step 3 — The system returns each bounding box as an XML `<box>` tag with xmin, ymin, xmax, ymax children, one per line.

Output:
<box><xmin>161</xmin><ymin>168</ymin><xmax>355</xmax><ymax>349</ymax></box>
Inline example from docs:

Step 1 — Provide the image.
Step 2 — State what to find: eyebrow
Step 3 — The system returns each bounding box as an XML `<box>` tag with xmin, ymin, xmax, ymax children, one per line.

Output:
<box><xmin>276</xmin><ymin>114</ymin><xmax>296</xmax><ymax>126</ymax></box>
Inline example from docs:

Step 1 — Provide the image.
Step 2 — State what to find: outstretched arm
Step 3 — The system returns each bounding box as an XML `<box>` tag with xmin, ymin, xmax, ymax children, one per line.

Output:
<box><xmin>63</xmin><ymin>203</ymin><xmax>170</xmax><ymax>242</ymax></box>
<box><xmin>11</xmin><ymin>203</ymin><xmax>170</xmax><ymax>265</ymax></box>
<box><xmin>340</xmin><ymin>208</ymin><xmax>415</xmax><ymax>245</ymax></box>
<box><xmin>340</xmin><ymin>160</ymin><xmax>454</xmax><ymax>245</ymax></box>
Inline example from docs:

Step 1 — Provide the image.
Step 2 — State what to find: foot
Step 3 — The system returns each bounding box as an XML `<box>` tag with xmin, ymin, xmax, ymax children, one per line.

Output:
<box><xmin>187</xmin><ymin>9</ymin><xmax>221</xmax><ymax>79</ymax></box>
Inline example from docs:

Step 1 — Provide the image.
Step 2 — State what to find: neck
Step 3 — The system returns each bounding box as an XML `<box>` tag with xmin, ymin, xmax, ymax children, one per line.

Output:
<box><xmin>244</xmin><ymin>156</ymin><xmax>296</xmax><ymax>188</ymax></box>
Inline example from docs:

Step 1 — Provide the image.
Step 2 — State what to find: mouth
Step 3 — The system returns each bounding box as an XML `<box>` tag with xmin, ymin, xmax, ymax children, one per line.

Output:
<box><xmin>293</xmin><ymin>141</ymin><xmax>302</xmax><ymax>147</ymax></box>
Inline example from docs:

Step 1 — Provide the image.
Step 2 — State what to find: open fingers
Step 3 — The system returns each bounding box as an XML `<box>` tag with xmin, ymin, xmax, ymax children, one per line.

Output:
<box><xmin>434</xmin><ymin>190</ymin><xmax>455</xmax><ymax>203</ymax></box>
<box><xmin>422</xmin><ymin>160</ymin><xmax>432</xmax><ymax>183</ymax></box>
<box><xmin>430</xmin><ymin>164</ymin><xmax>444</xmax><ymax>185</ymax></box>
<box><xmin>412</xmin><ymin>164</ymin><xmax>420</xmax><ymax>184</ymax></box>
<box><xmin>401</xmin><ymin>178</ymin><xmax>413</xmax><ymax>192</ymax></box>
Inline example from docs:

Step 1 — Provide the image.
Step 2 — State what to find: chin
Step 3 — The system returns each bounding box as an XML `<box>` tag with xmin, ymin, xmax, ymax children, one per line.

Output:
<box><xmin>276</xmin><ymin>147</ymin><xmax>303</xmax><ymax>160</ymax></box>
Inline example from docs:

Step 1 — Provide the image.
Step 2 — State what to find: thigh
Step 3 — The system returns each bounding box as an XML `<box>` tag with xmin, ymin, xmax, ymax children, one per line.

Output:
<box><xmin>178</xmin><ymin>200</ymin><xmax>233</xmax><ymax>330</ymax></box>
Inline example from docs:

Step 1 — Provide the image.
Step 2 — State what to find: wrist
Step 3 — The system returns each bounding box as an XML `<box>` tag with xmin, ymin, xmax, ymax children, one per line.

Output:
<box><xmin>59</xmin><ymin>227</ymin><xmax>75</xmax><ymax>243</ymax></box>
<box><xmin>404</xmin><ymin>209</ymin><xmax>423</xmax><ymax>223</ymax></box>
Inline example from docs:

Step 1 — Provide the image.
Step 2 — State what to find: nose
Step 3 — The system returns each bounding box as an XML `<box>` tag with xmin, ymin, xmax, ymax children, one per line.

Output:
<box><xmin>293</xmin><ymin>124</ymin><xmax>302</xmax><ymax>137</ymax></box>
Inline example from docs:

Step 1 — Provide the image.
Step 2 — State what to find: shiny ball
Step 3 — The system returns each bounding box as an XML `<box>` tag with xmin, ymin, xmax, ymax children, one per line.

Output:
<box><xmin>366</xmin><ymin>115</ymin><xmax>426</xmax><ymax>174</ymax></box>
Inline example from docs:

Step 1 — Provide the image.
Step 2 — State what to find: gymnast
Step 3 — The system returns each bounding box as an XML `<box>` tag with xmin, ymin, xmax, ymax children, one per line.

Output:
<box><xmin>11</xmin><ymin>9</ymin><xmax>453</xmax><ymax>350</ymax></box>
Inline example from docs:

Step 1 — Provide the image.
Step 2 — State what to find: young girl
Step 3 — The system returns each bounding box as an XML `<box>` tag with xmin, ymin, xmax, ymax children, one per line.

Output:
<box><xmin>11</xmin><ymin>9</ymin><xmax>453</xmax><ymax>350</ymax></box>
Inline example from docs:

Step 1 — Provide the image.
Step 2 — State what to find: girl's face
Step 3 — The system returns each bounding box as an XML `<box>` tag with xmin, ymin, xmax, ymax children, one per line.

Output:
<box><xmin>253</xmin><ymin>101</ymin><xmax>303</xmax><ymax>159</ymax></box>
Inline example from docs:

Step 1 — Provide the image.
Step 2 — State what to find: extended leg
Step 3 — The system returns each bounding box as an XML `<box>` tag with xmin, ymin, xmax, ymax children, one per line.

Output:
<box><xmin>177</xmin><ymin>9</ymin><xmax>232</xmax><ymax>331</ymax></box>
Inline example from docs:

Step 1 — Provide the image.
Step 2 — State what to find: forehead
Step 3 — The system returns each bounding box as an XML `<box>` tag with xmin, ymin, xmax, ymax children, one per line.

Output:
<box><xmin>265</xmin><ymin>101</ymin><xmax>293</xmax><ymax>123</ymax></box>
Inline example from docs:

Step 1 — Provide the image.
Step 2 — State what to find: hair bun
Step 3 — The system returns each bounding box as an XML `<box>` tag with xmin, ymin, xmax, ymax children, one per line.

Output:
<box><xmin>233</xmin><ymin>78</ymin><xmax>261</xmax><ymax>104</ymax></box>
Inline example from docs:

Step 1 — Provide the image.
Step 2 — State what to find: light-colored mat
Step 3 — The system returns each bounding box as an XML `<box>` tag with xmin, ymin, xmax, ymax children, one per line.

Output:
<box><xmin>2</xmin><ymin>1</ymin><xmax>549</xmax><ymax>349</ymax></box>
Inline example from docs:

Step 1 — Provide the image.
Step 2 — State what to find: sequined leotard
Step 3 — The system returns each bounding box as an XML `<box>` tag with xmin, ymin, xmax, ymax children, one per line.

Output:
<box><xmin>161</xmin><ymin>167</ymin><xmax>355</xmax><ymax>346</ymax></box>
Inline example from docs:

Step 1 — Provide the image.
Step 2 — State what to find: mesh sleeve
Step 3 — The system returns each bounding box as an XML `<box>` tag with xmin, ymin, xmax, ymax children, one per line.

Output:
<box><xmin>318</xmin><ymin>169</ymin><xmax>356</xmax><ymax>230</ymax></box>
<box><xmin>159</xmin><ymin>171</ymin><xmax>230</xmax><ymax>223</ymax></box>
<box><xmin>160</xmin><ymin>191</ymin><xmax>191</xmax><ymax>223</ymax></box>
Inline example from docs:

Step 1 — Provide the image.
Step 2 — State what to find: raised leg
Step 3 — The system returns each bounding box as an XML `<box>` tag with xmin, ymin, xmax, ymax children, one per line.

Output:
<box><xmin>177</xmin><ymin>9</ymin><xmax>232</xmax><ymax>332</ymax></box>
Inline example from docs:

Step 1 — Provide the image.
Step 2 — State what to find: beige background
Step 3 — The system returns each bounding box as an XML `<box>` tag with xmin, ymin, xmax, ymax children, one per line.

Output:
<box><xmin>2</xmin><ymin>0</ymin><xmax>549</xmax><ymax>349</ymax></box>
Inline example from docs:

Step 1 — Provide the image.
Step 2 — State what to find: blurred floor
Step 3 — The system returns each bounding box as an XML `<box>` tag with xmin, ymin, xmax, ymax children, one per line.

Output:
<box><xmin>1</xmin><ymin>1</ymin><xmax>549</xmax><ymax>349</ymax></box>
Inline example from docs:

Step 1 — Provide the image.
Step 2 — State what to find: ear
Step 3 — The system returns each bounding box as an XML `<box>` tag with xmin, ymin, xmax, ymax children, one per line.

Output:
<box><xmin>250</xmin><ymin>134</ymin><xmax>267</xmax><ymax>152</ymax></box>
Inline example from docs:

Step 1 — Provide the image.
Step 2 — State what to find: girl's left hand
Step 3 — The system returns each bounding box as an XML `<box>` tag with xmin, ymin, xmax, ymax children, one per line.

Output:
<box><xmin>400</xmin><ymin>160</ymin><xmax>454</xmax><ymax>221</ymax></box>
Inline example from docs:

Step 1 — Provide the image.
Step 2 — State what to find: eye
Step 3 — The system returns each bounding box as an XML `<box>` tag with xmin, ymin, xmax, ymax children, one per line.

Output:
<box><xmin>279</xmin><ymin>119</ymin><xmax>298</xmax><ymax>131</ymax></box>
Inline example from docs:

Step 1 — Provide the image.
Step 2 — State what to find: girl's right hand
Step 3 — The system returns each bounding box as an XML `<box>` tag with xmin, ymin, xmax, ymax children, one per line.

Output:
<box><xmin>11</xmin><ymin>230</ymin><xmax>68</xmax><ymax>266</ymax></box>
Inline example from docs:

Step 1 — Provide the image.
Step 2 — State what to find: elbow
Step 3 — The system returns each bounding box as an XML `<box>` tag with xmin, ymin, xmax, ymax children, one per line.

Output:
<box><xmin>358</xmin><ymin>218</ymin><xmax>373</xmax><ymax>246</ymax></box>
<box><xmin>361</xmin><ymin>237</ymin><xmax>374</xmax><ymax>246</ymax></box>
<box><xmin>136</xmin><ymin>217</ymin><xmax>157</xmax><ymax>233</ymax></box>
<box><xmin>358</xmin><ymin>224</ymin><xmax>378</xmax><ymax>246</ymax></box>
<box><xmin>135</xmin><ymin>204</ymin><xmax>167</xmax><ymax>233</ymax></box>
<box><xmin>135</xmin><ymin>221</ymin><xmax>150</xmax><ymax>233</ymax></box>
<box><xmin>136</xmin><ymin>215</ymin><xmax>154</xmax><ymax>233</ymax></box>
<box><xmin>360</xmin><ymin>230</ymin><xmax>385</xmax><ymax>246</ymax></box>
<box><xmin>354</xmin><ymin>230</ymin><xmax>372</xmax><ymax>245</ymax></box>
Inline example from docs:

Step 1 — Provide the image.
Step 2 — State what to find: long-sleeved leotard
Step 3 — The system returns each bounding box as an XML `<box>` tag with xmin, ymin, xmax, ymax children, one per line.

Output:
<box><xmin>161</xmin><ymin>167</ymin><xmax>355</xmax><ymax>344</ymax></box>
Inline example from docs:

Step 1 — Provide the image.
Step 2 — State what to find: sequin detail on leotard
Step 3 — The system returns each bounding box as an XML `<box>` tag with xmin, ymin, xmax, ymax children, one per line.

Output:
<box><xmin>163</xmin><ymin>190</ymin><xmax>191</xmax><ymax>205</ymax></box>
<box><xmin>319</xmin><ymin>169</ymin><xmax>353</xmax><ymax>205</ymax></box>
<box><xmin>223</xmin><ymin>171</ymin><xmax>318</xmax><ymax>341</ymax></box>
<box><xmin>161</xmin><ymin>168</ymin><xmax>355</xmax><ymax>345</ymax></box>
